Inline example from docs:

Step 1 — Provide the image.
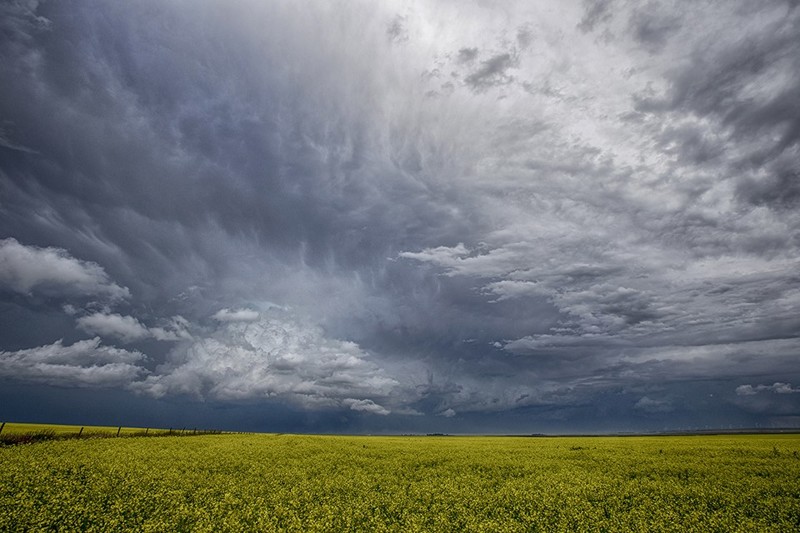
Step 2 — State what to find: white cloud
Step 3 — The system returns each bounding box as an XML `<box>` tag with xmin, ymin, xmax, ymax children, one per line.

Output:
<box><xmin>77</xmin><ymin>313</ymin><xmax>149</xmax><ymax>342</ymax></box>
<box><xmin>398</xmin><ymin>243</ymin><xmax>470</xmax><ymax>268</ymax></box>
<box><xmin>0</xmin><ymin>238</ymin><xmax>129</xmax><ymax>300</ymax></box>
<box><xmin>772</xmin><ymin>383</ymin><xmax>800</xmax><ymax>394</ymax></box>
<box><xmin>134</xmin><ymin>312</ymin><xmax>399</xmax><ymax>409</ymax></box>
<box><xmin>439</xmin><ymin>408</ymin><xmax>456</xmax><ymax>418</ymax></box>
<box><xmin>735</xmin><ymin>385</ymin><xmax>757</xmax><ymax>396</ymax></box>
<box><xmin>343</xmin><ymin>398</ymin><xmax>390</xmax><ymax>415</ymax></box>
<box><xmin>76</xmin><ymin>312</ymin><xmax>192</xmax><ymax>343</ymax></box>
<box><xmin>0</xmin><ymin>337</ymin><xmax>147</xmax><ymax>387</ymax></box>
<box><xmin>212</xmin><ymin>308</ymin><xmax>260</xmax><ymax>322</ymax></box>
<box><xmin>737</xmin><ymin>382</ymin><xmax>800</xmax><ymax>396</ymax></box>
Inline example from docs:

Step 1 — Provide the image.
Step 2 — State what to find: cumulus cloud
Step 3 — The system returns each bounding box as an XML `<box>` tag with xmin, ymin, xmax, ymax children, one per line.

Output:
<box><xmin>736</xmin><ymin>383</ymin><xmax>800</xmax><ymax>396</ymax></box>
<box><xmin>0</xmin><ymin>238</ymin><xmax>129</xmax><ymax>300</ymax></box>
<box><xmin>76</xmin><ymin>312</ymin><xmax>191</xmax><ymax>343</ymax></box>
<box><xmin>343</xmin><ymin>398</ymin><xmax>390</xmax><ymax>415</ymax></box>
<box><xmin>212</xmin><ymin>308</ymin><xmax>260</xmax><ymax>323</ymax></box>
<box><xmin>0</xmin><ymin>337</ymin><xmax>147</xmax><ymax>387</ymax></box>
<box><xmin>134</xmin><ymin>311</ymin><xmax>400</xmax><ymax>411</ymax></box>
<box><xmin>76</xmin><ymin>313</ymin><xmax>149</xmax><ymax>342</ymax></box>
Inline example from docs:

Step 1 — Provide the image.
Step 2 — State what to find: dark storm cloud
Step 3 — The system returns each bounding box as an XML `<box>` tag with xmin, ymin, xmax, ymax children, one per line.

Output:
<box><xmin>0</xmin><ymin>0</ymin><xmax>432</xmax><ymax>410</ymax></box>
<box><xmin>0</xmin><ymin>0</ymin><xmax>477</xmax><ymax>324</ymax></box>
<box><xmin>627</xmin><ymin>4</ymin><xmax>682</xmax><ymax>54</ymax></box>
<box><xmin>630</xmin><ymin>1</ymin><xmax>800</xmax><ymax>213</ymax></box>
<box><xmin>457</xmin><ymin>47</ymin><xmax>479</xmax><ymax>63</ymax></box>
<box><xmin>578</xmin><ymin>0</ymin><xmax>614</xmax><ymax>33</ymax></box>
<box><xmin>464</xmin><ymin>53</ymin><xmax>518</xmax><ymax>91</ymax></box>
<box><xmin>1</xmin><ymin>0</ymin><xmax>799</xmax><ymax>432</ymax></box>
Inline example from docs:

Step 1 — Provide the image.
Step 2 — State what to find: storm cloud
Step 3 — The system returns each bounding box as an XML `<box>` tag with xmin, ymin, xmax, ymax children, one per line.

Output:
<box><xmin>1</xmin><ymin>0</ymin><xmax>798</xmax><ymax>433</ymax></box>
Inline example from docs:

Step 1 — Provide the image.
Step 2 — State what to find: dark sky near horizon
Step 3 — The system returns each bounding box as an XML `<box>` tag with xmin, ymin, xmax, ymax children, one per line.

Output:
<box><xmin>1</xmin><ymin>0</ymin><xmax>799</xmax><ymax>434</ymax></box>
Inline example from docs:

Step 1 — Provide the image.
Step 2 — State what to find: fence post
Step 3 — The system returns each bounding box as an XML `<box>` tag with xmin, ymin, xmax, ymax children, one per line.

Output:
<box><xmin>116</xmin><ymin>426</ymin><xmax>122</xmax><ymax>437</ymax></box>
<box><xmin>0</xmin><ymin>422</ymin><xmax>5</xmax><ymax>435</ymax></box>
<box><xmin>145</xmin><ymin>428</ymin><xmax>149</xmax><ymax>435</ymax></box>
<box><xmin>78</xmin><ymin>427</ymin><xmax>84</xmax><ymax>437</ymax></box>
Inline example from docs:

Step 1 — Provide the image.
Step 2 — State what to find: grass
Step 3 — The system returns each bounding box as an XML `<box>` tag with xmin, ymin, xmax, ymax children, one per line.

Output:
<box><xmin>1</xmin><ymin>432</ymin><xmax>799</xmax><ymax>531</ymax></box>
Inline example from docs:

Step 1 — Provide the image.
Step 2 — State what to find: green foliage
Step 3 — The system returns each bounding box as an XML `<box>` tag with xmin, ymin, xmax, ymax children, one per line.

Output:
<box><xmin>1</xmin><ymin>434</ymin><xmax>799</xmax><ymax>531</ymax></box>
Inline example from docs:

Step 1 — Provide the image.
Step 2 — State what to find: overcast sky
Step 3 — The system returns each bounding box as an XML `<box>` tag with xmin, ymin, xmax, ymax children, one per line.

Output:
<box><xmin>1</xmin><ymin>0</ymin><xmax>799</xmax><ymax>434</ymax></box>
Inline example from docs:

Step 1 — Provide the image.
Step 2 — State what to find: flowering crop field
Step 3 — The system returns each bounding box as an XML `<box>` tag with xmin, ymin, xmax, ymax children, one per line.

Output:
<box><xmin>1</xmin><ymin>433</ymin><xmax>799</xmax><ymax>532</ymax></box>
<box><xmin>0</xmin><ymin>422</ymin><xmax>173</xmax><ymax>437</ymax></box>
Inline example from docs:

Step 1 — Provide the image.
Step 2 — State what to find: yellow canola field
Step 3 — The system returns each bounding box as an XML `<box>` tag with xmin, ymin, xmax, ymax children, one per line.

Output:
<box><xmin>1</xmin><ymin>434</ymin><xmax>799</xmax><ymax>532</ymax></box>
<box><xmin>0</xmin><ymin>422</ymin><xmax>173</xmax><ymax>437</ymax></box>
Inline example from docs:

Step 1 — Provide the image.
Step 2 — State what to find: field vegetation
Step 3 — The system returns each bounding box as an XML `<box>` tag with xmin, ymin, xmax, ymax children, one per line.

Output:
<box><xmin>1</xmin><ymin>432</ymin><xmax>798</xmax><ymax>531</ymax></box>
<box><xmin>0</xmin><ymin>422</ymin><xmax>219</xmax><ymax>445</ymax></box>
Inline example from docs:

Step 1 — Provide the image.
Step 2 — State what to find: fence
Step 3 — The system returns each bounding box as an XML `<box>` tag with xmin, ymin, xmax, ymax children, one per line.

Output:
<box><xmin>0</xmin><ymin>422</ymin><xmax>224</xmax><ymax>445</ymax></box>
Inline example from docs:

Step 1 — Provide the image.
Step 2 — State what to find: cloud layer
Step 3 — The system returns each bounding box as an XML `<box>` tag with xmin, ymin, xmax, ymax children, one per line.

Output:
<box><xmin>1</xmin><ymin>0</ymin><xmax>798</xmax><ymax>432</ymax></box>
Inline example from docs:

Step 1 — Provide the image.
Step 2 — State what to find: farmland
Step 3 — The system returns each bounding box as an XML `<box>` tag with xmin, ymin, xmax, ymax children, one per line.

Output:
<box><xmin>0</xmin><ymin>422</ymin><xmax>176</xmax><ymax>438</ymax></box>
<box><xmin>1</xmin><ymin>433</ymin><xmax>799</xmax><ymax>531</ymax></box>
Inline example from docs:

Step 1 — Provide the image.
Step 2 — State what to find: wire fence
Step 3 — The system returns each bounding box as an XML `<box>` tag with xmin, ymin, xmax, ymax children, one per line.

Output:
<box><xmin>0</xmin><ymin>422</ymin><xmax>225</xmax><ymax>446</ymax></box>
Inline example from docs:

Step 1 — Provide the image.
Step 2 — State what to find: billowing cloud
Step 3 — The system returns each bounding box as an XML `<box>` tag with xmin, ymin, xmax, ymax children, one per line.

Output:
<box><xmin>343</xmin><ymin>398</ymin><xmax>390</xmax><ymax>416</ymax></box>
<box><xmin>134</xmin><ymin>311</ymin><xmax>400</xmax><ymax>412</ymax></box>
<box><xmin>76</xmin><ymin>313</ymin><xmax>149</xmax><ymax>342</ymax></box>
<box><xmin>0</xmin><ymin>337</ymin><xmax>146</xmax><ymax>387</ymax></box>
<box><xmin>0</xmin><ymin>238</ymin><xmax>129</xmax><ymax>300</ymax></box>
<box><xmin>76</xmin><ymin>312</ymin><xmax>191</xmax><ymax>343</ymax></box>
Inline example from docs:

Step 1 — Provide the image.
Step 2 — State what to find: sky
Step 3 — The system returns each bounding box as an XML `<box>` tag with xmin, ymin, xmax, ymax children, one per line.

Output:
<box><xmin>1</xmin><ymin>0</ymin><xmax>799</xmax><ymax>434</ymax></box>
